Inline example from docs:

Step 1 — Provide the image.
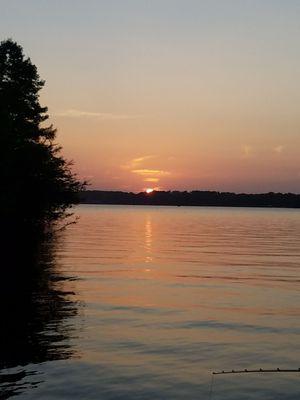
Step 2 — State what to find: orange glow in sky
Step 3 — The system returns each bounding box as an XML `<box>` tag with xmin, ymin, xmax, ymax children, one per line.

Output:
<box><xmin>5</xmin><ymin>2</ymin><xmax>299</xmax><ymax>193</ymax></box>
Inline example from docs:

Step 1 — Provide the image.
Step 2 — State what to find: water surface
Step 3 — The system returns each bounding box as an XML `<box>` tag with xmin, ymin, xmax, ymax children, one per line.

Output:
<box><xmin>1</xmin><ymin>205</ymin><xmax>299</xmax><ymax>399</ymax></box>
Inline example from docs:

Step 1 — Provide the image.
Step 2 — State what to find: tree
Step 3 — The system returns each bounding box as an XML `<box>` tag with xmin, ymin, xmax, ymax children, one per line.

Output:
<box><xmin>0</xmin><ymin>39</ymin><xmax>85</xmax><ymax>228</ymax></box>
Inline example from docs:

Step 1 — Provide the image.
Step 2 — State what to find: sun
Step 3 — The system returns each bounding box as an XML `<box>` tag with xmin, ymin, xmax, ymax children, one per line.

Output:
<box><xmin>145</xmin><ymin>188</ymin><xmax>154</xmax><ymax>194</ymax></box>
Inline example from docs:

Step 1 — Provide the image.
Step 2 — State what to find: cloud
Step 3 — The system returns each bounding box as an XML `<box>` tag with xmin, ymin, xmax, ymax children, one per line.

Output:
<box><xmin>144</xmin><ymin>177</ymin><xmax>159</xmax><ymax>182</ymax></box>
<box><xmin>121</xmin><ymin>156</ymin><xmax>170</xmax><ymax>186</ymax></box>
<box><xmin>54</xmin><ymin>109</ymin><xmax>141</xmax><ymax>120</ymax></box>
<box><xmin>132</xmin><ymin>169</ymin><xmax>170</xmax><ymax>176</ymax></box>
<box><xmin>274</xmin><ymin>145</ymin><xmax>284</xmax><ymax>154</ymax></box>
<box><xmin>241</xmin><ymin>145</ymin><xmax>253</xmax><ymax>158</ymax></box>
<box><xmin>122</xmin><ymin>155</ymin><xmax>156</xmax><ymax>170</ymax></box>
<box><xmin>131</xmin><ymin>155</ymin><xmax>155</xmax><ymax>165</ymax></box>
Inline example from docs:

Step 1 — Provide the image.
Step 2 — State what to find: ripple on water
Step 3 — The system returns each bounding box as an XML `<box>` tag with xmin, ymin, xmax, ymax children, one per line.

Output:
<box><xmin>1</xmin><ymin>205</ymin><xmax>300</xmax><ymax>399</ymax></box>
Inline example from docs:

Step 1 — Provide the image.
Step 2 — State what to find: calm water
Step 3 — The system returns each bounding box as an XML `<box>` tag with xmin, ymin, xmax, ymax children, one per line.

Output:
<box><xmin>1</xmin><ymin>205</ymin><xmax>299</xmax><ymax>399</ymax></box>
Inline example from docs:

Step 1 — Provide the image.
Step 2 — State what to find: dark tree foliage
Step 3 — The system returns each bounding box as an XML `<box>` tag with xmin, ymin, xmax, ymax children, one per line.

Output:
<box><xmin>0</xmin><ymin>39</ymin><xmax>84</xmax><ymax>228</ymax></box>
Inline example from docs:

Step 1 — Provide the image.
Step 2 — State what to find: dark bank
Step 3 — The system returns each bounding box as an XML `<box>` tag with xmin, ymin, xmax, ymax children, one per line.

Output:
<box><xmin>80</xmin><ymin>190</ymin><xmax>300</xmax><ymax>208</ymax></box>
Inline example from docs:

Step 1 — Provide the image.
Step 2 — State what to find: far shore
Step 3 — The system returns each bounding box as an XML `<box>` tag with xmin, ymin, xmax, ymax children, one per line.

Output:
<box><xmin>79</xmin><ymin>190</ymin><xmax>300</xmax><ymax>209</ymax></box>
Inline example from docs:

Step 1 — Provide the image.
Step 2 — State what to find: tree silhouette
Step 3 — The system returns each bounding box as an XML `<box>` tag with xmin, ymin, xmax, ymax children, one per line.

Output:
<box><xmin>0</xmin><ymin>231</ymin><xmax>79</xmax><ymax>399</ymax></box>
<box><xmin>0</xmin><ymin>39</ymin><xmax>84</xmax><ymax>228</ymax></box>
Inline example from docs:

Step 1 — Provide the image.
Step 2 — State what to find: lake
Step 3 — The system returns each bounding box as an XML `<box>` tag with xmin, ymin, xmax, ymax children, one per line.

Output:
<box><xmin>1</xmin><ymin>205</ymin><xmax>299</xmax><ymax>399</ymax></box>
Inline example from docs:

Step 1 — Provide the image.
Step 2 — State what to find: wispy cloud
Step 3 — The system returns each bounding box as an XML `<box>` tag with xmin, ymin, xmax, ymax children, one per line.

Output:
<box><xmin>241</xmin><ymin>145</ymin><xmax>253</xmax><ymax>159</ymax></box>
<box><xmin>132</xmin><ymin>169</ymin><xmax>170</xmax><ymax>176</ymax></box>
<box><xmin>144</xmin><ymin>177</ymin><xmax>159</xmax><ymax>182</ymax></box>
<box><xmin>121</xmin><ymin>155</ymin><xmax>170</xmax><ymax>186</ymax></box>
<box><xmin>122</xmin><ymin>155</ymin><xmax>156</xmax><ymax>170</ymax></box>
<box><xmin>273</xmin><ymin>145</ymin><xmax>284</xmax><ymax>154</ymax></box>
<box><xmin>131</xmin><ymin>155</ymin><xmax>155</xmax><ymax>165</ymax></box>
<box><xmin>54</xmin><ymin>109</ymin><xmax>142</xmax><ymax>120</ymax></box>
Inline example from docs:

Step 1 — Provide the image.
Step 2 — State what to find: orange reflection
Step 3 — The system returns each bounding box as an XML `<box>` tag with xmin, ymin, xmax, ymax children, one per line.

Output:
<box><xmin>144</xmin><ymin>214</ymin><xmax>153</xmax><ymax>264</ymax></box>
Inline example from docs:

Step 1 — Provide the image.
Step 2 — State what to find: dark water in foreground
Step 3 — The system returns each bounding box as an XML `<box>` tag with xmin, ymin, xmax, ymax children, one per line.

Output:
<box><xmin>1</xmin><ymin>205</ymin><xmax>299</xmax><ymax>399</ymax></box>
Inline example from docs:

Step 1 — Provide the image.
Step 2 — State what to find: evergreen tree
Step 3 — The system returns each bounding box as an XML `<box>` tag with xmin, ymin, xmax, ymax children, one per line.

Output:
<box><xmin>0</xmin><ymin>39</ymin><xmax>85</xmax><ymax>228</ymax></box>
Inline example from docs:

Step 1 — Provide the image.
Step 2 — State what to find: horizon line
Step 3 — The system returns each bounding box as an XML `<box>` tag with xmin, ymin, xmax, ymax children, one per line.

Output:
<box><xmin>83</xmin><ymin>189</ymin><xmax>300</xmax><ymax>196</ymax></box>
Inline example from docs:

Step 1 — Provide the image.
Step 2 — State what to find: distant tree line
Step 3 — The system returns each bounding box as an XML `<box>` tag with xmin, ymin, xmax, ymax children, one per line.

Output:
<box><xmin>80</xmin><ymin>190</ymin><xmax>300</xmax><ymax>208</ymax></box>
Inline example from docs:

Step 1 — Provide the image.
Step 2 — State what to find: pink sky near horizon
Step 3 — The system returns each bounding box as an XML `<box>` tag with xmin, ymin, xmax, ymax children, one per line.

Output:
<box><xmin>2</xmin><ymin>1</ymin><xmax>300</xmax><ymax>193</ymax></box>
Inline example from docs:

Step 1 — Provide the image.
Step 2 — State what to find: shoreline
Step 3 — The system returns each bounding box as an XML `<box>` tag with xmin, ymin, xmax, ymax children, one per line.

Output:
<box><xmin>79</xmin><ymin>190</ymin><xmax>300</xmax><ymax>209</ymax></box>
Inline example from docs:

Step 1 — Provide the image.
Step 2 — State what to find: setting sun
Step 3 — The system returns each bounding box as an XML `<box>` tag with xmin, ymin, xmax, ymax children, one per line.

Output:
<box><xmin>2</xmin><ymin>2</ymin><xmax>300</xmax><ymax>400</ymax></box>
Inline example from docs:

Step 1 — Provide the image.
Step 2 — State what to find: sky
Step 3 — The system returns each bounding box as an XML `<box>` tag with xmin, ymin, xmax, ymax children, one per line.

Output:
<box><xmin>1</xmin><ymin>0</ymin><xmax>300</xmax><ymax>193</ymax></box>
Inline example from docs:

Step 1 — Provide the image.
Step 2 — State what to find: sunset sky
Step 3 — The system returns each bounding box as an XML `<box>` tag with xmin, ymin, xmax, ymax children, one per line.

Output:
<box><xmin>1</xmin><ymin>0</ymin><xmax>300</xmax><ymax>193</ymax></box>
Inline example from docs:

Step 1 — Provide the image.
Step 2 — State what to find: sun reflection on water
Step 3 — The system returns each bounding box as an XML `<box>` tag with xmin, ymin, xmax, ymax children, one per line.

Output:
<box><xmin>144</xmin><ymin>214</ymin><xmax>153</xmax><ymax>265</ymax></box>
